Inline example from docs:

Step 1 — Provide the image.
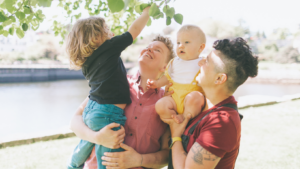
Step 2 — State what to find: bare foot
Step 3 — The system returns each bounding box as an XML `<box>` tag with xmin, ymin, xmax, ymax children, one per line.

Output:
<box><xmin>172</xmin><ymin>114</ymin><xmax>185</xmax><ymax>124</ymax></box>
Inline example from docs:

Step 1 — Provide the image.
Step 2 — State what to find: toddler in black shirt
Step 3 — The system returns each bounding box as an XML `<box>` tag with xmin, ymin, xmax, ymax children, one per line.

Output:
<box><xmin>66</xmin><ymin>6</ymin><xmax>151</xmax><ymax>169</ymax></box>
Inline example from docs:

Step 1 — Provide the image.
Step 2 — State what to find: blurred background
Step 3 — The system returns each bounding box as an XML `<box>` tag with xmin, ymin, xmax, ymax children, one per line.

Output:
<box><xmin>0</xmin><ymin>0</ymin><xmax>300</xmax><ymax>168</ymax></box>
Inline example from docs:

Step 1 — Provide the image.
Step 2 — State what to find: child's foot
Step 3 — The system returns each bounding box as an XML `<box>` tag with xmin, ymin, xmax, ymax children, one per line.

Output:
<box><xmin>172</xmin><ymin>114</ymin><xmax>185</xmax><ymax>124</ymax></box>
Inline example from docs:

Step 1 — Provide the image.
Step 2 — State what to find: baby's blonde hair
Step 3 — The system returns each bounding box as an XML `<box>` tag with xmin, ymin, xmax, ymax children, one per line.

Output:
<box><xmin>178</xmin><ymin>24</ymin><xmax>206</xmax><ymax>44</ymax></box>
<box><xmin>66</xmin><ymin>17</ymin><xmax>110</xmax><ymax>70</ymax></box>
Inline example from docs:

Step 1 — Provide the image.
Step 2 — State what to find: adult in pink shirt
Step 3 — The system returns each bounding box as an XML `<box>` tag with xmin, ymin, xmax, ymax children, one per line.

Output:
<box><xmin>165</xmin><ymin>38</ymin><xmax>258</xmax><ymax>169</ymax></box>
<box><xmin>70</xmin><ymin>35</ymin><xmax>175</xmax><ymax>169</ymax></box>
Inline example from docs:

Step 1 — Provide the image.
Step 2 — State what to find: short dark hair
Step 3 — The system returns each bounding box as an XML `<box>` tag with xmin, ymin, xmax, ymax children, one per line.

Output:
<box><xmin>152</xmin><ymin>35</ymin><xmax>175</xmax><ymax>63</ymax></box>
<box><xmin>213</xmin><ymin>37</ymin><xmax>258</xmax><ymax>92</ymax></box>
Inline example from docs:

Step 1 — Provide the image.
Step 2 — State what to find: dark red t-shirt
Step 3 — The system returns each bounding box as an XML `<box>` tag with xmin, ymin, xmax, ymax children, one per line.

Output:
<box><xmin>185</xmin><ymin>96</ymin><xmax>241</xmax><ymax>169</ymax></box>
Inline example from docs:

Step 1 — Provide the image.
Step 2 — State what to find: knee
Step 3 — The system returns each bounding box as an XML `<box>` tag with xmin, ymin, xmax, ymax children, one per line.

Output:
<box><xmin>185</xmin><ymin>91</ymin><xmax>205</xmax><ymax>107</ymax></box>
<box><xmin>155</xmin><ymin>97</ymin><xmax>170</xmax><ymax>114</ymax></box>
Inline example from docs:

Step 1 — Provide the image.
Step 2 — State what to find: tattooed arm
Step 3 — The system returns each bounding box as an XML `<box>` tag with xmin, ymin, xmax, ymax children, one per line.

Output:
<box><xmin>185</xmin><ymin>142</ymin><xmax>220</xmax><ymax>169</ymax></box>
<box><xmin>171</xmin><ymin>141</ymin><xmax>220</xmax><ymax>169</ymax></box>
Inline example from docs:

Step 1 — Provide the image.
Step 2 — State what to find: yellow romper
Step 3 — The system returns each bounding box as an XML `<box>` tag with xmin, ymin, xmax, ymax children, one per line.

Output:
<box><xmin>165</xmin><ymin>59</ymin><xmax>205</xmax><ymax>114</ymax></box>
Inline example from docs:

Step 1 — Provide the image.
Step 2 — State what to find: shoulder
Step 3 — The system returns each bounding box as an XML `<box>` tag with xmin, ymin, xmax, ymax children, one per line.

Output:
<box><xmin>206</xmin><ymin>107</ymin><xmax>241</xmax><ymax>128</ymax></box>
<box><xmin>109</xmin><ymin>32</ymin><xmax>133</xmax><ymax>44</ymax></box>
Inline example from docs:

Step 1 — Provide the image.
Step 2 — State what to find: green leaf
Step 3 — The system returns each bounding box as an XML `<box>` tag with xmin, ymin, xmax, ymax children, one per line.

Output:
<box><xmin>153</xmin><ymin>12</ymin><xmax>164</xmax><ymax>19</ymax></box>
<box><xmin>165</xmin><ymin>7</ymin><xmax>175</xmax><ymax>18</ymax></box>
<box><xmin>37</xmin><ymin>0</ymin><xmax>52</xmax><ymax>7</ymax></box>
<box><xmin>174</xmin><ymin>13</ymin><xmax>183</xmax><ymax>24</ymax></box>
<box><xmin>9</xmin><ymin>27</ymin><xmax>14</xmax><ymax>35</ymax></box>
<box><xmin>22</xmin><ymin>23</ymin><xmax>28</xmax><ymax>31</ymax></box>
<box><xmin>16</xmin><ymin>27</ymin><xmax>24</xmax><ymax>38</ymax></box>
<box><xmin>2</xmin><ymin>30</ymin><xmax>8</xmax><ymax>37</ymax></box>
<box><xmin>140</xmin><ymin>3</ymin><xmax>149</xmax><ymax>10</ymax></box>
<box><xmin>149</xmin><ymin>3</ymin><xmax>160</xmax><ymax>17</ymax></box>
<box><xmin>146</xmin><ymin>18</ymin><xmax>151</xmax><ymax>26</ymax></box>
<box><xmin>31</xmin><ymin>18</ymin><xmax>39</xmax><ymax>26</ymax></box>
<box><xmin>5</xmin><ymin>0</ymin><xmax>16</xmax><ymax>13</ymax></box>
<box><xmin>159</xmin><ymin>1</ymin><xmax>164</xmax><ymax>7</ymax></box>
<box><xmin>135</xmin><ymin>5</ymin><xmax>142</xmax><ymax>13</ymax></box>
<box><xmin>166</xmin><ymin>16</ymin><xmax>171</xmax><ymax>25</ymax></box>
<box><xmin>0</xmin><ymin>12</ymin><xmax>7</xmax><ymax>22</ymax></box>
<box><xmin>31</xmin><ymin>24</ymin><xmax>39</xmax><ymax>31</ymax></box>
<box><xmin>24</xmin><ymin>6</ymin><xmax>32</xmax><ymax>14</ymax></box>
<box><xmin>107</xmin><ymin>0</ymin><xmax>124</xmax><ymax>13</ymax></box>
<box><xmin>0</xmin><ymin>25</ymin><xmax>3</xmax><ymax>30</ymax></box>
<box><xmin>2</xmin><ymin>19</ymin><xmax>12</xmax><ymax>27</ymax></box>
<box><xmin>163</xmin><ymin>5</ymin><xmax>169</xmax><ymax>13</ymax></box>
<box><xmin>8</xmin><ymin>16</ymin><xmax>16</xmax><ymax>22</ymax></box>
<box><xmin>0</xmin><ymin>0</ymin><xmax>4</xmax><ymax>5</ymax></box>
<box><xmin>16</xmin><ymin>12</ymin><xmax>25</xmax><ymax>20</ymax></box>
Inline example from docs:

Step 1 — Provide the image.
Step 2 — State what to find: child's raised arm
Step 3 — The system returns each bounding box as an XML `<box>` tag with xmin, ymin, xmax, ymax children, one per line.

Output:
<box><xmin>128</xmin><ymin>6</ymin><xmax>150</xmax><ymax>40</ymax></box>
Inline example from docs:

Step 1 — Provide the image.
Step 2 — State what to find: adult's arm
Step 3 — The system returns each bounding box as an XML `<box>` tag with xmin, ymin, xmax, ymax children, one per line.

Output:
<box><xmin>102</xmin><ymin>128</ymin><xmax>171</xmax><ymax>168</ymax></box>
<box><xmin>171</xmin><ymin>141</ymin><xmax>220</xmax><ymax>169</ymax></box>
<box><xmin>69</xmin><ymin>97</ymin><xmax>125</xmax><ymax>149</ymax></box>
<box><xmin>164</xmin><ymin>115</ymin><xmax>221</xmax><ymax>169</ymax></box>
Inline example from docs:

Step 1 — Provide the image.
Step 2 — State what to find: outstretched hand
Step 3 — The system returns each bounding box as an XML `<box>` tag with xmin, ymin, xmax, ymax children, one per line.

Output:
<box><xmin>147</xmin><ymin>79</ymin><xmax>159</xmax><ymax>89</ymax></box>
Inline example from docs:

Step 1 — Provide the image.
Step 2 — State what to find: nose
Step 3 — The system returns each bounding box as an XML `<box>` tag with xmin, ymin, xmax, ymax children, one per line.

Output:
<box><xmin>178</xmin><ymin>43</ymin><xmax>184</xmax><ymax>48</ymax></box>
<box><xmin>148</xmin><ymin>48</ymin><xmax>153</xmax><ymax>53</ymax></box>
<box><xmin>198</xmin><ymin>58</ymin><xmax>205</xmax><ymax>66</ymax></box>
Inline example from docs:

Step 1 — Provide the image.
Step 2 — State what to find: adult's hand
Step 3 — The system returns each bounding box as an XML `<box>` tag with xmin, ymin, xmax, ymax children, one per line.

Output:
<box><xmin>94</xmin><ymin>123</ymin><xmax>125</xmax><ymax>149</ymax></box>
<box><xmin>163</xmin><ymin>82</ymin><xmax>174</xmax><ymax>97</ymax></box>
<box><xmin>162</xmin><ymin>114</ymin><xmax>192</xmax><ymax>138</ymax></box>
<box><xmin>102</xmin><ymin>143</ymin><xmax>142</xmax><ymax>169</ymax></box>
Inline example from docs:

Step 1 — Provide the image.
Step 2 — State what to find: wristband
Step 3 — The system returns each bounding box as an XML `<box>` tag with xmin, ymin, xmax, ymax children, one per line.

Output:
<box><xmin>169</xmin><ymin>137</ymin><xmax>182</xmax><ymax>149</ymax></box>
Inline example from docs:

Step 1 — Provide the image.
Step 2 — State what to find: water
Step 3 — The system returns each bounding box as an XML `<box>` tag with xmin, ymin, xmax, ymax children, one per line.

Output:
<box><xmin>1</xmin><ymin>80</ymin><xmax>300</xmax><ymax>140</ymax></box>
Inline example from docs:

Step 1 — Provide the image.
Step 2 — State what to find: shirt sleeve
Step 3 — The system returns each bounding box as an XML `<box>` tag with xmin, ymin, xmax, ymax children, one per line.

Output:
<box><xmin>195</xmin><ymin>111</ymin><xmax>238</xmax><ymax>158</ymax></box>
<box><xmin>108</xmin><ymin>31</ymin><xmax>133</xmax><ymax>52</ymax></box>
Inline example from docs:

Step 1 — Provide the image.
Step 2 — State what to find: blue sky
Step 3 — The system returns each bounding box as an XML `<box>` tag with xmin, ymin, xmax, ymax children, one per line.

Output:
<box><xmin>39</xmin><ymin>0</ymin><xmax>300</xmax><ymax>36</ymax></box>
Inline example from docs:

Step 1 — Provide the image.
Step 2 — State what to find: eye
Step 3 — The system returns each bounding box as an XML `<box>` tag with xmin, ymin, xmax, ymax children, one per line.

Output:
<box><xmin>185</xmin><ymin>41</ymin><xmax>189</xmax><ymax>44</ymax></box>
<box><xmin>177</xmin><ymin>42</ymin><xmax>180</xmax><ymax>45</ymax></box>
<box><xmin>155</xmin><ymin>49</ymin><xmax>160</xmax><ymax>52</ymax></box>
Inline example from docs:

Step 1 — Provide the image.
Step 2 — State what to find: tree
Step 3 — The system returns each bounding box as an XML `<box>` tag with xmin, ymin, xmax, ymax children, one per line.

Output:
<box><xmin>0</xmin><ymin>0</ymin><xmax>183</xmax><ymax>43</ymax></box>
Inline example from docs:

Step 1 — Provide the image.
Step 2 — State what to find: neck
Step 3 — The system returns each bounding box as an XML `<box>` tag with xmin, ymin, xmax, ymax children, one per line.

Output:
<box><xmin>204</xmin><ymin>86</ymin><xmax>232</xmax><ymax>110</ymax></box>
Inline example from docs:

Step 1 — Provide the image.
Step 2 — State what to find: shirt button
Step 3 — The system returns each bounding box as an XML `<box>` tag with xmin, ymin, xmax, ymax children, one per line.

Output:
<box><xmin>140</xmin><ymin>103</ymin><xmax>142</xmax><ymax>106</ymax></box>
<box><xmin>130</xmin><ymin>133</ymin><xmax>133</xmax><ymax>136</ymax></box>
<box><xmin>135</xmin><ymin>117</ymin><xmax>137</xmax><ymax>119</ymax></box>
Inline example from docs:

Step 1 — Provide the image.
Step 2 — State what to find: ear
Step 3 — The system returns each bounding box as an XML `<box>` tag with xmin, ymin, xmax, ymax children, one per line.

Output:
<box><xmin>214</xmin><ymin>73</ymin><xmax>227</xmax><ymax>85</ymax></box>
<box><xmin>198</xmin><ymin>44</ymin><xmax>206</xmax><ymax>53</ymax></box>
<box><xmin>159</xmin><ymin>65</ymin><xmax>167</xmax><ymax>73</ymax></box>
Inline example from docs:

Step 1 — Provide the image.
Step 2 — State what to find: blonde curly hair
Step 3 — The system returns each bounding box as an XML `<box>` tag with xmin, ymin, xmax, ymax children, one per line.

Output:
<box><xmin>66</xmin><ymin>17</ymin><xmax>111</xmax><ymax>70</ymax></box>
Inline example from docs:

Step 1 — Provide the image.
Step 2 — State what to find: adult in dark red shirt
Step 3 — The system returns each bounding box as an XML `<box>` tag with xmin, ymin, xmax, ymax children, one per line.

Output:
<box><xmin>166</xmin><ymin>38</ymin><xmax>258</xmax><ymax>169</ymax></box>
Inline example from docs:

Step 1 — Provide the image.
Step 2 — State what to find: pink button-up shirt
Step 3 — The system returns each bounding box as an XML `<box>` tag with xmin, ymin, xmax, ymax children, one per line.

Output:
<box><xmin>84</xmin><ymin>72</ymin><xmax>168</xmax><ymax>169</ymax></box>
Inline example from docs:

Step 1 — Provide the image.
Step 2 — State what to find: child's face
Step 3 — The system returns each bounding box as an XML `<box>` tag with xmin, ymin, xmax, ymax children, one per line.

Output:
<box><xmin>176</xmin><ymin>30</ymin><xmax>204</xmax><ymax>60</ymax></box>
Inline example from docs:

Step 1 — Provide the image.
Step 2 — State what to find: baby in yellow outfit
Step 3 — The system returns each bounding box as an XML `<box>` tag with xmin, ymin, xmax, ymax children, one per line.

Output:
<box><xmin>147</xmin><ymin>25</ymin><xmax>206</xmax><ymax>123</ymax></box>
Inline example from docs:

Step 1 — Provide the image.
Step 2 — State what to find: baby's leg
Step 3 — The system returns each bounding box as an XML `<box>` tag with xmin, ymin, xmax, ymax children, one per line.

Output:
<box><xmin>155</xmin><ymin>96</ymin><xmax>179</xmax><ymax>124</ymax></box>
<box><xmin>183</xmin><ymin>91</ymin><xmax>205</xmax><ymax>120</ymax></box>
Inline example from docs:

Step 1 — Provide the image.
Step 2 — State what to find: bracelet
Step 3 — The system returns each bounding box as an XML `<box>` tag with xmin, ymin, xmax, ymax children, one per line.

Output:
<box><xmin>140</xmin><ymin>154</ymin><xmax>143</xmax><ymax>166</ymax></box>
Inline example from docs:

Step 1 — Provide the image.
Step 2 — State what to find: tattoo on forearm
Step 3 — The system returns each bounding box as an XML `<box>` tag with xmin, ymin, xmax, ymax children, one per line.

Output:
<box><xmin>191</xmin><ymin>143</ymin><xmax>220</xmax><ymax>165</ymax></box>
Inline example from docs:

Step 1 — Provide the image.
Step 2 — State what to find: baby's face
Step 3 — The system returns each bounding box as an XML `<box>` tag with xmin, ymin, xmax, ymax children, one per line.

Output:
<box><xmin>176</xmin><ymin>30</ymin><xmax>203</xmax><ymax>60</ymax></box>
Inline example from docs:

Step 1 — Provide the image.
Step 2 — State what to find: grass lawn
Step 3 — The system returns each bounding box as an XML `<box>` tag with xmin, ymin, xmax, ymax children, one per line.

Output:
<box><xmin>1</xmin><ymin>99</ymin><xmax>300</xmax><ymax>169</ymax></box>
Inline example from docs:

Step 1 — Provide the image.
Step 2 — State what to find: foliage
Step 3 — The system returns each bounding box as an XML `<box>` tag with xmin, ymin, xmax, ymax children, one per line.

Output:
<box><xmin>196</xmin><ymin>18</ymin><xmax>250</xmax><ymax>39</ymax></box>
<box><xmin>0</xmin><ymin>0</ymin><xmax>183</xmax><ymax>42</ymax></box>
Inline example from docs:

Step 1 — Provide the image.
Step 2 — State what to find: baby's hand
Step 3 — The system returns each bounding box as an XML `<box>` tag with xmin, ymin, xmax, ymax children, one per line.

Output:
<box><xmin>147</xmin><ymin>79</ymin><xmax>159</xmax><ymax>89</ymax></box>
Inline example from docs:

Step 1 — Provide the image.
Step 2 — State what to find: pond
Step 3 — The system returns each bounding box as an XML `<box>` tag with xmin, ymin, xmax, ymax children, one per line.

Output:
<box><xmin>1</xmin><ymin>80</ymin><xmax>300</xmax><ymax>140</ymax></box>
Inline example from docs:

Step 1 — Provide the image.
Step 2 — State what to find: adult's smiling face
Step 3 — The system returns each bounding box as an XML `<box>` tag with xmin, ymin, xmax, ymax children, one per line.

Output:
<box><xmin>138</xmin><ymin>41</ymin><xmax>170</xmax><ymax>79</ymax></box>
